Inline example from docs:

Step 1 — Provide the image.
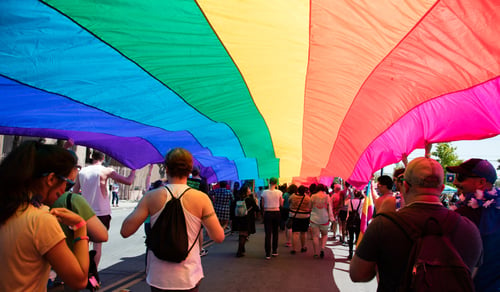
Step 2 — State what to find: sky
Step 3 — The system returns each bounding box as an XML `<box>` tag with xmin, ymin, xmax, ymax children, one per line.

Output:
<box><xmin>380</xmin><ymin>135</ymin><xmax>500</xmax><ymax>176</ymax></box>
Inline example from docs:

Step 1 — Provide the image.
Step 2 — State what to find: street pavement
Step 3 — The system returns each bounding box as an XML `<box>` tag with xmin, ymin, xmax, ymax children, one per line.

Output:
<box><xmin>97</xmin><ymin>201</ymin><xmax>377</xmax><ymax>292</ymax></box>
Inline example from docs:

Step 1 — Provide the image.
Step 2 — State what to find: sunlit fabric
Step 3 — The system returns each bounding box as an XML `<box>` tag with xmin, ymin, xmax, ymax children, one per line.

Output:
<box><xmin>1</xmin><ymin>0</ymin><xmax>499</xmax><ymax>185</ymax></box>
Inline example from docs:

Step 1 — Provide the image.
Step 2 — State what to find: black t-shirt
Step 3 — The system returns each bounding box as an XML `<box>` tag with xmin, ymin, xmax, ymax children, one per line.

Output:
<box><xmin>356</xmin><ymin>203</ymin><xmax>482</xmax><ymax>291</ymax></box>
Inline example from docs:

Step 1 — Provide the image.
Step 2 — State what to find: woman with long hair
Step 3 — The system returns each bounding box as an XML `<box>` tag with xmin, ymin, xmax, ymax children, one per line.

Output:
<box><xmin>232</xmin><ymin>183</ymin><xmax>259</xmax><ymax>257</ymax></box>
<box><xmin>0</xmin><ymin>141</ymin><xmax>90</xmax><ymax>291</ymax></box>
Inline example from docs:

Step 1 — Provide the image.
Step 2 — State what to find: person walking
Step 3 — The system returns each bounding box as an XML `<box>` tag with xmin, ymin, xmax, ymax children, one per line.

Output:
<box><xmin>288</xmin><ymin>185</ymin><xmax>311</xmax><ymax>255</ymax></box>
<box><xmin>345</xmin><ymin>189</ymin><xmax>363</xmax><ymax>259</ymax></box>
<box><xmin>310</xmin><ymin>184</ymin><xmax>334</xmax><ymax>258</ymax></box>
<box><xmin>232</xmin><ymin>184</ymin><xmax>259</xmax><ymax>257</ymax></box>
<box><xmin>350</xmin><ymin>157</ymin><xmax>482</xmax><ymax>291</ymax></box>
<box><xmin>120</xmin><ymin>148</ymin><xmax>224</xmax><ymax>291</ymax></box>
<box><xmin>209</xmin><ymin>181</ymin><xmax>233</xmax><ymax>230</ymax></box>
<box><xmin>261</xmin><ymin>177</ymin><xmax>283</xmax><ymax>259</ymax></box>
<box><xmin>72</xmin><ymin>150</ymin><xmax>136</xmax><ymax>269</ymax></box>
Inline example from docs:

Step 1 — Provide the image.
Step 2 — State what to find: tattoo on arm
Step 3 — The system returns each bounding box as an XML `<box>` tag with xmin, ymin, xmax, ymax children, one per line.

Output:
<box><xmin>201</xmin><ymin>212</ymin><xmax>215</xmax><ymax>220</ymax></box>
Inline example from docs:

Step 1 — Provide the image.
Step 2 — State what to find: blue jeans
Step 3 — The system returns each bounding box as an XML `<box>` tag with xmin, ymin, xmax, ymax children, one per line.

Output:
<box><xmin>264</xmin><ymin>211</ymin><xmax>281</xmax><ymax>256</ymax></box>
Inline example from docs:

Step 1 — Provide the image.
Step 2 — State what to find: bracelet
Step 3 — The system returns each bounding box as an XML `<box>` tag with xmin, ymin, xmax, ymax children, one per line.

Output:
<box><xmin>73</xmin><ymin>236</ymin><xmax>89</xmax><ymax>243</ymax></box>
<box><xmin>69</xmin><ymin>220</ymin><xmax>87</xmax><ymax>231</ymax></box>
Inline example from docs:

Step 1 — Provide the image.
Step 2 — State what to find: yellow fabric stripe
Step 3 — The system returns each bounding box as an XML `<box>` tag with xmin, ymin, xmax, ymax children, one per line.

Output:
<box><xmin>198</xmin><ymin>0</ymin><xmax>309</xmax><ymax>178</ymax></box>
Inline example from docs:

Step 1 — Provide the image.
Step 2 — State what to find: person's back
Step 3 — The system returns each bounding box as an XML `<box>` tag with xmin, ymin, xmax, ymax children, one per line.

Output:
<box><xmin>350</xmin><ymin>157</ymin><xmax>482</xmax><ymax>291</ymax></box>
<box><xmin>210</xmin><ymin>182</ymin><xmax>233</xmax><ymax>229</ymax></box>
<box><xmin>78</xmin><ymin>164</ymin><xmax>109</xmax><ymax>216</ymax></box>
<box><xmin>121</xmin><ymin>148</ymin><xmax>224</xmax><ymax>291</ymax></box>
<box><xmin>261</xmin><ymin>178</ymin><xmax>283</xmax><ymax>259</ymax></box>
<box><xmin>359</xmin><ymin>205</ymin><xmax>480</xmax><ymax>290</ymax></box>
<box><xmin>146</xmin><ymin>185</ymin><xmax>205</xmax><ymax>287</ymax></box>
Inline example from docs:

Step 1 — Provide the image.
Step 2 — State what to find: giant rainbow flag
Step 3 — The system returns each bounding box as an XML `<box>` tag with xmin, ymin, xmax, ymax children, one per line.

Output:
<box><xmin>1</xmin><ymin>0</ymin><xmax>499</xmax><ymax>186</ymax></box>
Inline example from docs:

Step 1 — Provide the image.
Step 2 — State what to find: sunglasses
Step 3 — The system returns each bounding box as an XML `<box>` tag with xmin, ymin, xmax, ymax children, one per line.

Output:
<box><xmin>41</xmin><ymin>172</ymin><xmax>75</xmax><ymax>190</ymax></box>
<box><xmin>57</xmin><ymin>175</ymin><xmax>76</xmax><ymax>190</ymax></box>
<box><xmin>456</xmin><ymin>173</ymin><xmax>480</xmax><ymax>182</ymax></box>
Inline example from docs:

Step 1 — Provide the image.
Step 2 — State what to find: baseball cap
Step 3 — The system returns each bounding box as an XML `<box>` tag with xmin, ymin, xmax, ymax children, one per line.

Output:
<box><xmin>405</xmin><ymin>157</ymin><xmax>444</xmax><ymax>188</ymax></box>
<box><xmin>446</xmin><ymin>159</ymin><xmax>497</xmax><ymax>184</ymax></box>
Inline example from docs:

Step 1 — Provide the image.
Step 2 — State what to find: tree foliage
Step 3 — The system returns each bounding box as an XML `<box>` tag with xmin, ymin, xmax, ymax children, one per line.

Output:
<box><xmin>431</xmin><ymin>143</ymin><xmax>462</xmax><ymax>171</ymax></box>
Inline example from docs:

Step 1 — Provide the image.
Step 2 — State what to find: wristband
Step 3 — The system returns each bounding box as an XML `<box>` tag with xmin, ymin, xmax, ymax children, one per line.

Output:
<box><xmin>70</xmin><ymin>220</ymin><xmax>87</xmax><ymax>230</ymax></box>
<box><xmin>73</xmin><ymin>236</ymin><xmax>89</xmax><ymax>243</ymax></box>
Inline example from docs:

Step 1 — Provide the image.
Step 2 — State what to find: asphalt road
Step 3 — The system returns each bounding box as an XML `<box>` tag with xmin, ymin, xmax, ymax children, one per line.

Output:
<box><xmin>96</xmin><ymin>201</ymin><xmax>377</xmax><ymax>292</ymax></box>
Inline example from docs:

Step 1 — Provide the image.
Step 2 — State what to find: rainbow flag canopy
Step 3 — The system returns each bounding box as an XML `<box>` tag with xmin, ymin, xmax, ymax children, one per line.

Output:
<box><xmin>1</xmin><ymin>0</ymin><xmax>499</xmax><ymax>186</ymax></box>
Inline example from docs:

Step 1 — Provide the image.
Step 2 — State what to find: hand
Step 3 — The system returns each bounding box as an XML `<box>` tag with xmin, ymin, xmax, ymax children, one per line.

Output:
<box><xmin>468</xmin><ymin>198</ymin><xmax>479</xmax><ymax>209</ymax></box>
<box><xmin>50</xmin><ymin>208</ymin><xmax>84</xmax><ymax>226</ymax></box>
<box><xmin>63</xmin><ymin>139</ymin><xmax>74</xmax><ymax>149</ymax></box>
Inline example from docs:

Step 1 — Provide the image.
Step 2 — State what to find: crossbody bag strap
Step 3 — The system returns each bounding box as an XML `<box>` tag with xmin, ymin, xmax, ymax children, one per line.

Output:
<box><xmin>291</xmin><ymin>195</ymin><xmax>306</xmax><ymax>219</ymax></box>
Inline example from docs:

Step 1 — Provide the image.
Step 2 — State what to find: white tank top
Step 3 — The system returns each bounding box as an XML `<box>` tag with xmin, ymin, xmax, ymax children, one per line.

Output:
<box><xmin>147</xmin><ymin>184</ymin><xmax>203</xmax><ymax>290</ymax></box>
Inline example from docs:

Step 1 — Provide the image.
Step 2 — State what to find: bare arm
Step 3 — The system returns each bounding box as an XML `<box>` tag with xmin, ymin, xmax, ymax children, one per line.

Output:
<box><xmin>121</xmin><ymin>193</ymin><xmax>150</xmax><ymax>238</ymax></box>
<box><xmin>109</xmin><ymin>169</ymin><xmax>136</xmax><ymax>185</ymax></box>
<box><xmin>47</xmin><ymin>208</ymin><xmax>89</xmax><ymax>289</ymax></box>
<box><xmin>349</xmin><ymin>254</ymin><xmax>377</xmax><ymax>282</ymax></box>
<box><xmin>86</xmin><ymin>215</ymin><xmax>108</xmax><ymax>243</ymax></box>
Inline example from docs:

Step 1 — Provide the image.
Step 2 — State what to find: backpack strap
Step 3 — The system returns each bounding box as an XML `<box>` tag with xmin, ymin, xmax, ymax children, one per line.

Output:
<box><xmin>376</xmin><ymin>212</ymin><xmax>415</xmax><ymax>241</ymax></box>
<box><xmin>163</xmin><ymin>185</ymin><xmax>201</xmax><ymax>256</ymax></box>
<box><xmin>164</xmin><ymin>186</ymin><xmax>191</xmax><ymax>200</ymax></box>
<box><xmin>66</xmin><ymin>193</ymin><xmax>73</xmax><ymax>211</ymax></box>
<box><xmin>377</xmin><ymin>210</ymin><xmax>462</xmax><ymax>241</ymax></box>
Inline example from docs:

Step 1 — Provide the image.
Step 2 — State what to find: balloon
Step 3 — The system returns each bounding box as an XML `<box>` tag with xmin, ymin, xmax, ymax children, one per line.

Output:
<box><xmin>1</xmin><ymin>0</ymin><xmax>499</xmax><ymax>186</ymax></box>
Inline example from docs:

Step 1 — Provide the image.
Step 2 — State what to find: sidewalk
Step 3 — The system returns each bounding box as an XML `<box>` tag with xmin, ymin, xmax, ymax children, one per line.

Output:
<box><xmin>99</xmin><ymin>211</ymin><xmax>377</xmax><ymax>292</ymax></box>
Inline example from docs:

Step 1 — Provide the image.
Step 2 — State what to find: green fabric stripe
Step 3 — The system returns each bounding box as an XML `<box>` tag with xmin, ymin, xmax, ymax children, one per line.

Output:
<box><xmin>45</xmin><ymin>0</ymin><xmax>278</xmax><ymax>178</ymax></box>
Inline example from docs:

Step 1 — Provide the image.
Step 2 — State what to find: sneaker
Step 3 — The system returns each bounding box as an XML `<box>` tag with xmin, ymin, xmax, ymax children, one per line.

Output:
<box><xmin>290</xmin><ymin>250</ymin><xmax>296</xmax><ymax>255</ymax></box>
<box><xmin>265</xmin><ymin>255</ymin><xmax>271</xmax><ymax>260</ymax></box>
<box><xmin>272</xmin><ymin>252</ymin><xmax>279</xmax><ymax>257</ymax></box>
<box><xmin>347</xmin><ymin>254</ymin><xmax>353</xmax><ymax>260</ymax></box>
<box><xmin>200</xmin><ymin>249</ymin><xmax>208</xmax><ymax>257</ymax></box>
<box><xmin>300</xmin><ymin>247</ymin><xmax>307</xmax><ymax>253</ymax></box>
<box><xmin>285</xmin><ymin>242</ymin><xmax>291</xmax><ymax>247</ymax></box>
<box><xmin>320</xmin><ymin>251</ymin><xmax>324</xmax><ymax>258</ymax></box>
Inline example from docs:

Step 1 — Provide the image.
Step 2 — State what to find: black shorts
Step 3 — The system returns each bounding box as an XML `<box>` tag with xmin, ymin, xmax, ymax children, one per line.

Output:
<box><xmin>292</xmin><ymin>217</ymin><xmax>310</xmax><ymax>232</ymax></box>
<box><xmin>98</xmin><ymin>215</ymin><xmax>112</xmax><ymax>230</ymax></box>
<box><xmin>338</xmin><ymin>210</ymin><xmax>348</xmax><ymax>221</ymax></box>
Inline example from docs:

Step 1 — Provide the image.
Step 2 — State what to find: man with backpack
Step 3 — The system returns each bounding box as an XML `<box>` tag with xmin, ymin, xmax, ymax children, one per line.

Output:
<box><xmin>120</xmin><ymin>148</ymin><xmax>224</xmax><ymax>291</ymax></box>
<box><xmin>350</xmin><ymin>157</ymin><xmax>482</xmax><ymax>291</ymax></box>
<box><xmin>346</xmin><ymin>190</ymin><xmax>363</xmax><ymax>260</ymax></box>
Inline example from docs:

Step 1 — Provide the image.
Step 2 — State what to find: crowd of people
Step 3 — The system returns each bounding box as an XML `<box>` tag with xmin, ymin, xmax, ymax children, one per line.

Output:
<box><xmin>0</xmin><ymin>139</ymin><xmax>498</xmax><ymax>291</ymax></box>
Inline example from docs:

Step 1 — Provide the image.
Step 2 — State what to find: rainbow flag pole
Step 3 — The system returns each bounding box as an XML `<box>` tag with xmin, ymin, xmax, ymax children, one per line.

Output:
<box><xmin>357</xmin><ymin>180</ymin><xmax>375</xmax><ymax>247</ymax></box>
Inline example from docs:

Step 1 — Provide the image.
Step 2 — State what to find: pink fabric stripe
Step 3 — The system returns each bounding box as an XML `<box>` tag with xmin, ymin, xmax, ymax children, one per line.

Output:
<box><xmin>323</xmin><ymin>1</ymin><xmax>500</xmax><ymax>183</ymax></box>
<box><xmin>348</xmin><ymin>76</ymin><xmax>500</xmax><ymax>188</ymax></box>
